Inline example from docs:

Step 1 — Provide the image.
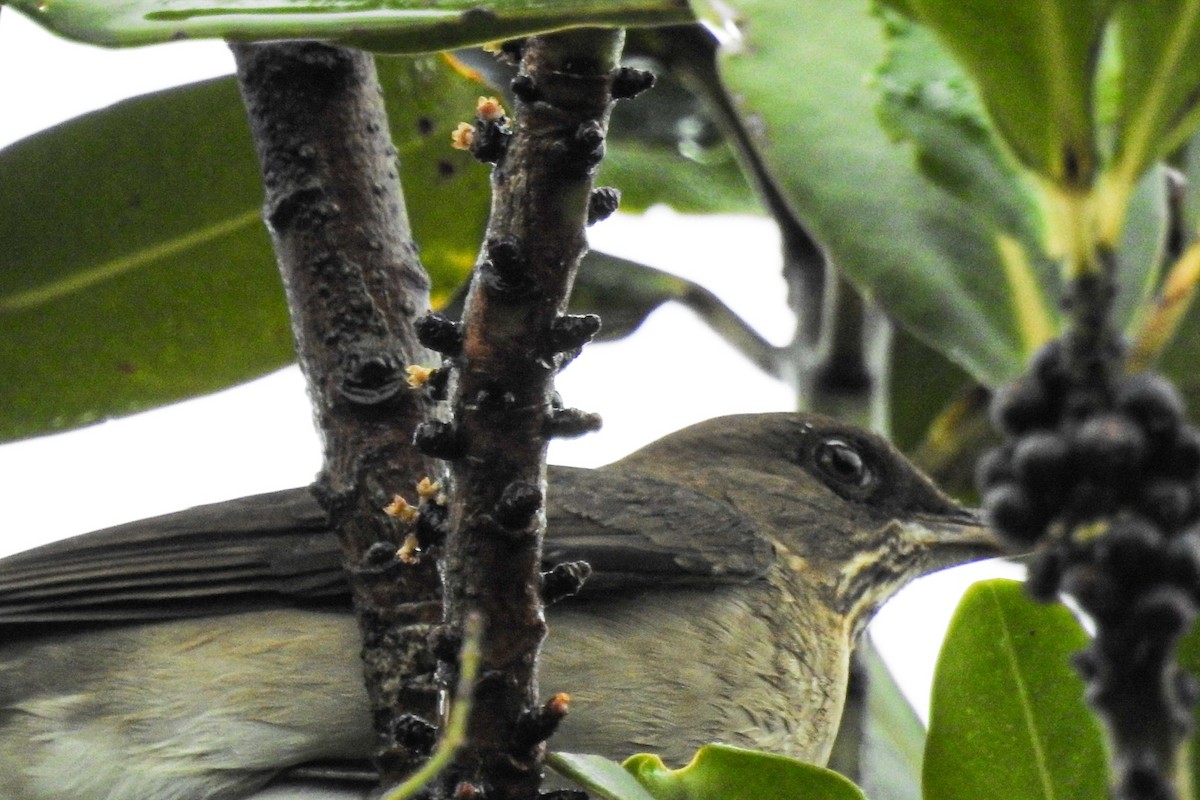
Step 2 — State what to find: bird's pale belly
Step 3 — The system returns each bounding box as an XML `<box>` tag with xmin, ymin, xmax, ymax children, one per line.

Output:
<box><xmin>0</xmin><ymin>610</ymin><xmax>372</xmax><ymax>800</ymax></box>
<box><xmin>0</xmin><ymin>583</ymin><xmax>845</xmax><ymax>800</ymax></box>
<box><xmin>544</xmin><ymin>581</ymin><xmax>846</xmax><ymax>767</ymax></box>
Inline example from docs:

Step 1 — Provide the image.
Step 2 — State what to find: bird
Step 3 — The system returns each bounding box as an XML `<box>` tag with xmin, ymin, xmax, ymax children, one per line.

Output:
<box><xmin>0</xmin><ymin>412</ymin><xmax>1000</xmax><ymax>800</ymax></box>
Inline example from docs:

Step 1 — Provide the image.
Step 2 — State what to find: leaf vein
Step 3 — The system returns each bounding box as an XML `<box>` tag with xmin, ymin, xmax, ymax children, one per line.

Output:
<box><xmin>0</xmin><ymin>208</ymin><xmax>262</xmax><ymax>312</ymax></box>
<box><xmin>988</xmin><ymin>583</ymin><xmax>1058</xmax><ymax>800</ymax></box>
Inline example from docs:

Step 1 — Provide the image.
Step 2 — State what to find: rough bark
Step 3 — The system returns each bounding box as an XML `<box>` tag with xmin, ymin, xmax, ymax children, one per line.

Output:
<box><xmin>421</xmin><ymin>29</ymin><xmax>625</xmax><ymax>800</ymax></box>
<box><xmin>231</xmin><ymin>41</ymin><xmax>443</xmax><ymax>785</ymax></box>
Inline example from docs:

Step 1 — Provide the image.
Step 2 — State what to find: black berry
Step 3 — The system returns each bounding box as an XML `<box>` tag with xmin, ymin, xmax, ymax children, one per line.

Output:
<box><xmin>983</xmin><ymin>483</ymin><xmax>1044</xmax><ymax>543</ymax></box>
<box><xmin>1013</xmin><ymin>431</ymin><xmax>1070</xmax><ymax>488</ymax></box>
<box><xmin>1115</xmin><ymin>372</ymin><xmax>1185</xmax><ymax>444</ymax></box>
<box><xmin>991</xmin><ymin>374</ymin><xmax>1056</xmax><ymax>436</ymax></box>
<box><xmin>1072</xmin><ymin>413</ymin><xmax>1147</xmax><ymax>483</ymax></box>
<box><xmin>1137</xmin><ymin>479</ymin><xmax>1195</xmax><ymax>531</ymax></box>
<box><xmin>1166</xmin><ymin>427</ymin><xmax>1200</xmax><ymax>481</ymax></box>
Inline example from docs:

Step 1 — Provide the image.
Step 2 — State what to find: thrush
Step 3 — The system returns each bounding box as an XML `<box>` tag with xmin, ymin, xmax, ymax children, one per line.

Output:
<box><xmin>0</xmin><ymin>412</ymin><xmax>999</xmax><ymax>800</ymax></box>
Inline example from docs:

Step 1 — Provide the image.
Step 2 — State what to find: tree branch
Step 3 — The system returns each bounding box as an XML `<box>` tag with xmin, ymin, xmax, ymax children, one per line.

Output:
<box><xmin>231</xmin><ymin>41</ymin><xmax>442</xmax><ymax>785</ymax></box>
<box><xmin>417</xmin><ymin>29</ymin><xmax>626</xmax><ymax>800</ymax></box>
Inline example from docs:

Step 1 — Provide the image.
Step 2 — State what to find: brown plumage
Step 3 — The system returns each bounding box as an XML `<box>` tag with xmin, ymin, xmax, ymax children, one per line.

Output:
<box><xmin>0</xmin><ymin>413</ymin><xmax>999</xmax><ymax>800</ymax></box>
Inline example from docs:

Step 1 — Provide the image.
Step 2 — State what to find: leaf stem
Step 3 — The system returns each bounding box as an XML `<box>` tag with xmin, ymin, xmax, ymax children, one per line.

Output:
<box><xmin>1043</xmin><ymin>183</ymin><xmax>1102</xmax><ymax>279</ymax></box>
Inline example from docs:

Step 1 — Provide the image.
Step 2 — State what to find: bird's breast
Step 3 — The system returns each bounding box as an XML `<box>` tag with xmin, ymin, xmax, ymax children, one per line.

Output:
<box><xmin>543</xmin><ymin>573</ymin><xmax>850</xmax><ymax>767</ymax></box>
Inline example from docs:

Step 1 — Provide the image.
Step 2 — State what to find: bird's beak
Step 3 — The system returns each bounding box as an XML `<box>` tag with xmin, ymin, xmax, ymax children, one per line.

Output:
<box><xmin>904</xmin><ymin>506</ymin><xmax>1005</xmax><ymax>572</ymax></box>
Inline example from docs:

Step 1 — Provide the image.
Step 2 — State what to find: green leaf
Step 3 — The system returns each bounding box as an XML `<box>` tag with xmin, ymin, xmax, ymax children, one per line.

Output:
<box><xmin>1098</xmin><ymin>0</ymin><xmax>1200</xmax><ymax>243</ymax></box>
<box><xmin>884</xmin><ymin>0</ymin><xmax>1114</xmax><ymax>190</ymax></box>
<box><xmin>717</xmin><ymin>0</ymin><xmax>1029</xmax><ymax>386</ymax></box>
<box><xmin>5</xmin><ymin>0</ymin><xmax>691</xmax><ymax>52</ymax></box>
<box><xmin>888</xmin><ymin>327</ymin><xmax>972</xmax><ymax>455</ymax></box>
<box><xmin>548</xmin><ymin>752</ymin><xmax>660</xmax><ymax>800</ymax></box>
<box><xmin>1109</xmin><ymin>1</ymin><xmax>1200</xmax><ymax>193</ymax></box>
<box><xmin>623</xmin><ymin>744</ymin><xmax>867</xmax><ymax>800</ymax></box>
<box><xmin>597</xmin><ymin>141</ymin><xmax>757</xmax><ymax>214</ymax></box>
<box><xmin>1116</xmin><ymin>165</ymin><xmax>1170</xmax><ymax>327</ymax></box>
<box><xmin>0</xmin><ymin>77</ymin><xmax>285</xmax><ymax>442</ymax></box>
<box><xmin>715</xmin><ymin>0</ymin><xmax>1168</xmax><ymax>386</ymax></box>
<box><xmin>874</xmin><ymin>9</ymin><xmax>1043</xmax><ymax>245</ymax></box>
<box><xmin>873</xmin><ymin>8</ymin><xmax>1061</xmax><ymax>359</ymax></box>
<box><xmin>0</xmin><ymin>55</ymin><xmax>490</xmax><ymax>442</ymax></box>
<box><xmin>1176</xmin><ymin>618</ymin><xmax>1200</xmax><ymax>800</ymax></box>
<box><xmin>875</xmin><ymin>5</ymin><xmax>1168</xmax><ymax>350</ymax></box>
<box><xmin>923</xmin><ymin>579</ymin><xmax>1108</xmax><ymax>800</ymax></box>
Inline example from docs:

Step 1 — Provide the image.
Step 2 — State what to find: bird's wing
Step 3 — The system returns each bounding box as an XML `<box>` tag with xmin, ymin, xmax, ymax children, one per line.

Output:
<box><xmin>0</xmin><ymin>488</ymin><xmax>341</xmax><ymax>624</ymax></box>
<box><xmin>544</xmin><ymin>465</ymin><xmax>775</xmax><ymax>590</ymax></box>
<box><xmin>0</xmin><ymin>468</ymin><xmax>774</xmax><ymax>625</ymax></box>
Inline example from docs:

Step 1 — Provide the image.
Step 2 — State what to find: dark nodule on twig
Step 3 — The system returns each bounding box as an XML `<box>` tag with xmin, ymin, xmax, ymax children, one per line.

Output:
<box><xmin>542</xmin><ymin>561</ymin><xmax>593</xmax><ymax>606</ymax></box>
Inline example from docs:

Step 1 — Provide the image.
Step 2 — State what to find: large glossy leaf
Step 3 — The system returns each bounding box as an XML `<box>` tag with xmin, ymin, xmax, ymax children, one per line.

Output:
<box><xmin>882</xmin><ymin>0</ymin><xmax>1113</xmax><ymax>190</ymax></box>
<box><xmin>0</xmin><ymin>56</ymin><xmax>491</xmax><ymax>442</ymax></box>
<box><xmin>717</xmin><ymin>0</ymin><xmax>1027</xmax><ymax>386</ymax></box>
<box><xmin>875</xmin><ymin>11</ymin><xmax>1169</xmax><ymax>348</ymax></box>
<box><xmin>715</xmin><ymin>0</ymin><xmax>1171</xmax><ymax>387</ymax></box>
<box><xmin>552</xmin><ymin>745</ymin><xmax>868</xmax><ymax>800</ymax></box>
<box><xmin>874</xmin><ymin>9</ymin><xmax>1043</xmax><ymax>249</ymax></box>
<box><xmin>872</xmin><ymin>9</ymin><xmax>1055</xmax><ymax>362</ymax></box>
<box><xmin>549</xmin><ymin>753</ymin><xmax>660</xmax><ymax>800</ymax></box>
<box><xmin>3</xmin><ymin>0</ymin><xmax>691</xmax><ymax>52</ymax></box>
<box><xmin>923</xmin><ymin>579</ymin><xmax>1108</xmax><ymax>800</ymax></box>
<box><xmin>624</xmin><ymin>744</ymin><xmax>867</xmax><ymax>800</ymax></box>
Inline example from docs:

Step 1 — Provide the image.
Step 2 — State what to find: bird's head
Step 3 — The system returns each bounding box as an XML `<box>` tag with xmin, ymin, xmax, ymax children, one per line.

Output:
<box><xmin>617</xmin><ymin>412</ymin><xmax>1003</xmax><ymax>635</ymax></box>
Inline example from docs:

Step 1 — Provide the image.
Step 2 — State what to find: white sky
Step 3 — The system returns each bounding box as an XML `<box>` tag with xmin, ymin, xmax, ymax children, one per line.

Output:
<box><xmin>0</xmin><ymin>6</ymin><xmax>1020</xmax><ymax>778</ymax></box>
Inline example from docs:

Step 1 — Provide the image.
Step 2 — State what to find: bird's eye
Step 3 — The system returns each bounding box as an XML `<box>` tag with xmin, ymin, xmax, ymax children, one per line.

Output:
<box><xmin>815</xmin><ymin>439</ymin><xmax>872</xmax><ymax>489</ymax></box>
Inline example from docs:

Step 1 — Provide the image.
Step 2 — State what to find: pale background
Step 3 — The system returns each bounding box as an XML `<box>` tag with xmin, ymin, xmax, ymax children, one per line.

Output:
<box><xmin>0</xmin><ymin>5</ymin><xmax>1019</xmax><ymax>753</ymax></box>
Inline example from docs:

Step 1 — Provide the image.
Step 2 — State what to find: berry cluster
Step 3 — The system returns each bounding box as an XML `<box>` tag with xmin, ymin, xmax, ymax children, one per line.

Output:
<box><xmin>979</xmin><ymin>336</ymin><xmax>1200</xmax><ymax>800</ymax></box>
<box><xmin>979</xmin><ymin>339</ymin><xmax>1200</xmax><ymax>610</ymax></box>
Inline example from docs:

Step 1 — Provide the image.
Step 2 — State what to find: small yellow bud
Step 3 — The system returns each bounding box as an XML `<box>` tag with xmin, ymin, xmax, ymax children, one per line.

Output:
<box><xmin>406</xmin><ymin>365</ymin><xmax>435</xmax><ymax>389</ymax></box>
<box><xmin>398</xmin><ymin>532</ymin><xmax>421</xmax><ymax>564</ymax></box>
<box><xmin>450</xmin><ymin>122</ymin><xmax>475</xmax><ymax>150</ymax></box>
<box><xmin>384</xmin><ymin>495</ymin><xmax>419</xmax><ymax>523</ymax></box>
<box><xmin>416</xmin><ymin>477</ymin><xmax>442</xmax><ymax>502</ymax></box>
<box><xmin>476</xmin><ymin>96</ymin><xmax>506</xmax><ymax>122</ymax></box>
